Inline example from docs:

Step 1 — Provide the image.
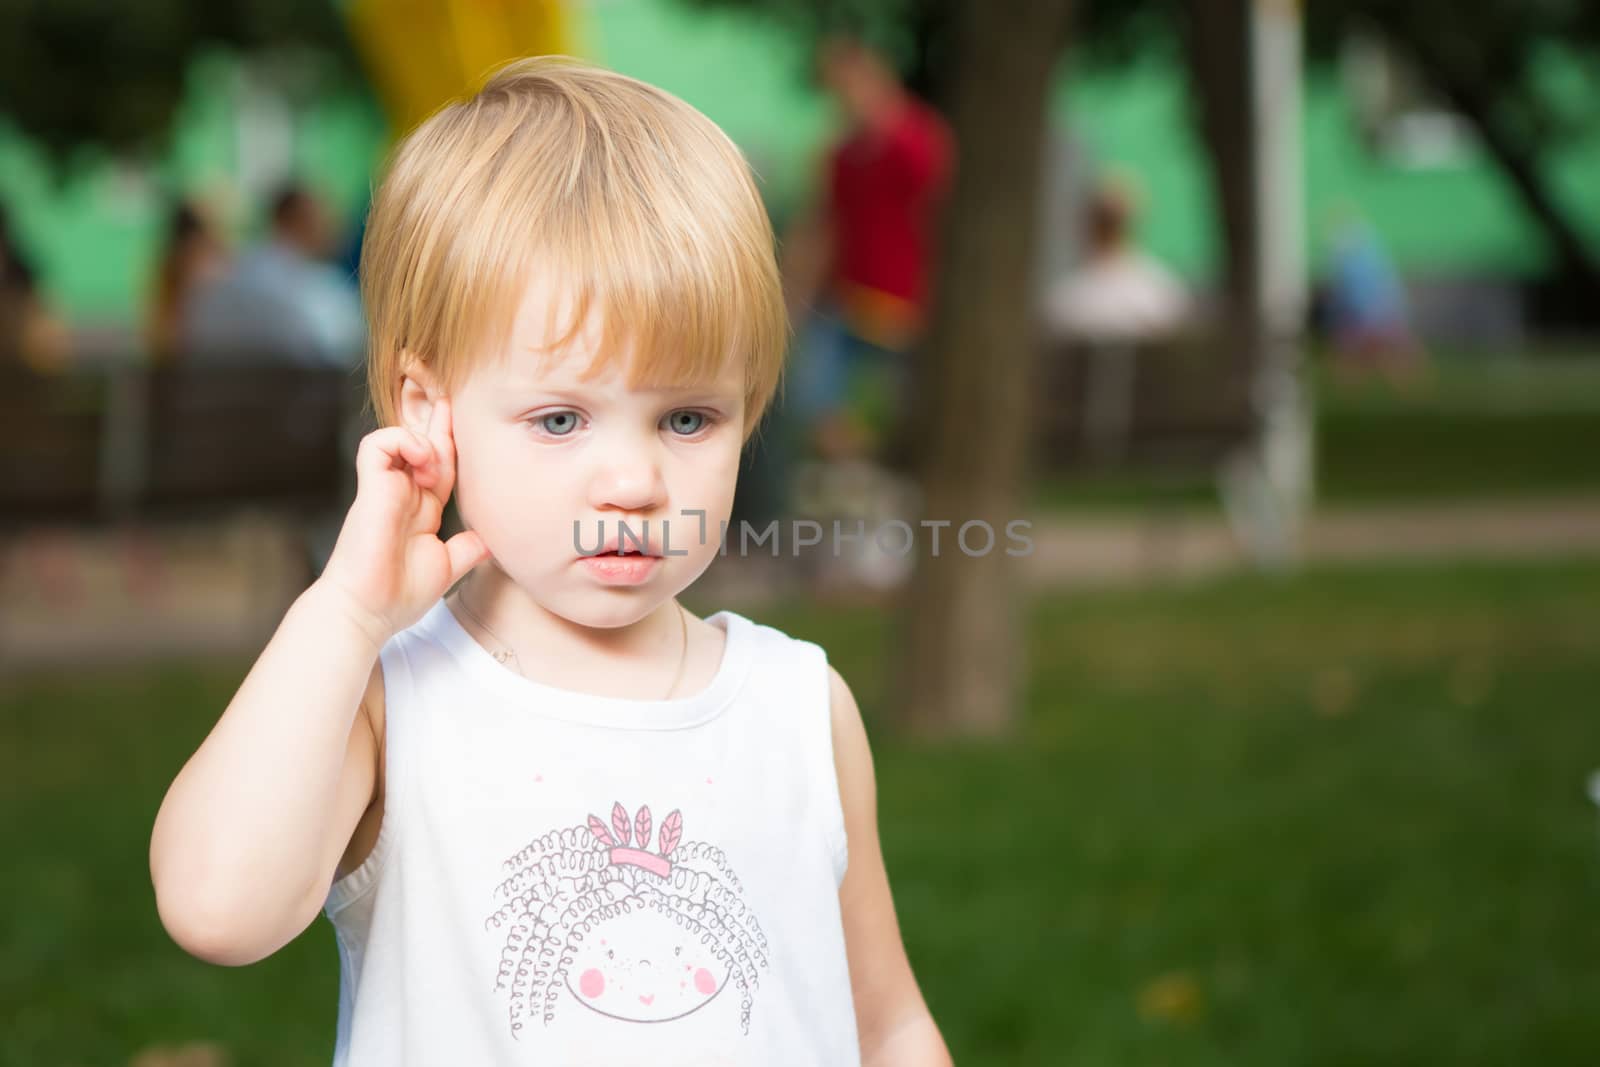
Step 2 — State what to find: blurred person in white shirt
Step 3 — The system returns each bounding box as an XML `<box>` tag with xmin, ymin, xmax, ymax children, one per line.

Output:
<box><xmin>1045</xmin><ymin>175</ymin><xmax>1189</xmax><ymax>344</ymax></box>
<box><xmin>181</xmin><ymin>183</ymin><xmax>365</xmax><ymax>368</ymax></box>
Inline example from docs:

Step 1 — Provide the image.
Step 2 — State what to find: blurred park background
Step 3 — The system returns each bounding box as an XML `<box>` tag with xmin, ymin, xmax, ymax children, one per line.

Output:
<box><xmin>3</xmin><ymin>0</ymin><xmax>1599</xmax><ymax>1064</ymax></box>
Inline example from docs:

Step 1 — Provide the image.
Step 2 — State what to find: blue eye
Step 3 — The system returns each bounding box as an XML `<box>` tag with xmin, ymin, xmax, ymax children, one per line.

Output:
<box><xmin>666</xmin><ymin>410</ymin><xmax>708</xmax><ymax>436</ymax></box>
<box><xmin>538</xmin><ymin>411</ymin><xmax>580</xmax><ymax>436</ymax></box>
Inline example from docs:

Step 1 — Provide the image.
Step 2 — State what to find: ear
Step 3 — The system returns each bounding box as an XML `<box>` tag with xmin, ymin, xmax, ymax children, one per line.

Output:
<box><xmin>398</xmin><ymin>357</ymin><xmax>440</xmax><ymax>434</ymax></box>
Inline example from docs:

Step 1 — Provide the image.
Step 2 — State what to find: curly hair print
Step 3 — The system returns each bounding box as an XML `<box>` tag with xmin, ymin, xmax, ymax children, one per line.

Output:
<box><xmin>484</xmin><ymin>800</ymin><xmax>770</xmax><ymax>1040</ymax></box>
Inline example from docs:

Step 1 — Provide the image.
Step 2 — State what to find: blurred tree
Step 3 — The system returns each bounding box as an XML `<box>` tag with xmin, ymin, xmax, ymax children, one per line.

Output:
<box><xmin>1085</xmin><ymin>0</ymin><xmax>1600</xmax><ymax>297</ymax></box>
<box><xmin>890</xmin><ymin>0</ymin><xmax>1074</xmax><ymax>736</ymax></box>
<box><xmin>688</xmin><ymin>0</ymin><xmax>1074</xmax><ymax>735</ymax></box>
<box><xmin>1305</xmin><ymin>0</ymin><xmax>1600</xmax><ymax>297</ymax></box>
<box><xmin>1081</xmin><ymin>0</ymin><xmax>1600</xmax><ymax>336</ymax></box>
<box><xmin>0</xmin><ymin>0</ymin><xmax>358</xmax><ymax>167</ymax></box>
<box><xmin>1080</xmin><ymin>0</ymin><xmax>1600</xmax><ymax>297</ymax></box>
<box><xmin>696</xmin><ymin>0</ymin><xmax>1599</xmax><ymax>737</ymax></box>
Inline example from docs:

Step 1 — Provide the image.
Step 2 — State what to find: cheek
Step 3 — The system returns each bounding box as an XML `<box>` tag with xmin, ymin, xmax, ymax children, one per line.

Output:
<box><xmin>671</xmin><ymin>452</ymin><xmax>741</xmax><ymax>532</ymax></box>
<box><xmin>709</xmin><ymin>439</ymin><xmax>746</xmax><ymax>492</ymax></box>
<box><xmin>455</xmin><ymin>444</ymin><xmax>567</xmax><ymax>547</ymax></box>
<box><xmin>578</xmin><ymin>967</ymin><xmax>606</xmax><ymax>999</ymax></box>
<box><xmin>456</xmin><ymin>435</ymin><xmax>526</xmax><ymax>499</ymax></box>
<box><xmin>679</xmin><ymin>957</ymin><xmax>720</xmax><ymax>997</ymax></box>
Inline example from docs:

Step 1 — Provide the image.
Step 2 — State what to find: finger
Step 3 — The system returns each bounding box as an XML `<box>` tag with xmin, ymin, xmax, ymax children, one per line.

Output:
<box><xmin>405</xmin><ymin>425</ymin><xmax>449</xmax><ymax>489</ymax></box>
<box><xmin>431</xmin><ymin>397</ymin><xmax>457</xmax><ymax>479</ymax></box>
<box><xmin>355</xmin><ymin>429</ymin><xmax>440</xmax><ymax>506</ymax></box>
<box><xmin>356</xmin><ymin>427</ymin><xmax>430</xmax><ymax>482</ymax></box>
<box><xmin>443</xmin><ymin>529</ymin><xmax>490</xmax><ymax>586</ymax></box>
<box><xmin>423</xmin><ymin>397</ymin><xmax>458</xmax><ymax>498</ymax></box>
<box><xmin>395</xmin><ymin>430</ymin><xmax>439</xmax><ymax>489</ymax></box>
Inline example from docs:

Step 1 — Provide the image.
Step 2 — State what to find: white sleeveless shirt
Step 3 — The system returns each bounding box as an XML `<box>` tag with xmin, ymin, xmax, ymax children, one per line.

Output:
<box><xmin>321</xmin><ymin>599</ymin><xmax>860</xmax><ymax>1066</ymax></box>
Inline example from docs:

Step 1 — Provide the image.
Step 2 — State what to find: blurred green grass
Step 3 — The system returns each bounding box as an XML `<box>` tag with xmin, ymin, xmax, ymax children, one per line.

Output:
<box><xmin>5</xmin><ymin>558</ymin><xmax>1600</xmax><ymax>1065</ymax></box>
<box><xmin>1029</xmin><ymin>356</ymin><xmax>1600</xmax><ymax>513</ymax></box>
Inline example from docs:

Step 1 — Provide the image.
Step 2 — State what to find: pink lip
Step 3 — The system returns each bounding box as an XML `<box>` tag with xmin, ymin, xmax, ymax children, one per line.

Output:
<box><xmin>638</xmin><ymin>994</ymin><xmax>655</xmax><ymax>1005</ymax></box>
<box><xmin>578</xmin><ymin>554</ymin><xmax>662</xmax><ymax>586</ymax></box>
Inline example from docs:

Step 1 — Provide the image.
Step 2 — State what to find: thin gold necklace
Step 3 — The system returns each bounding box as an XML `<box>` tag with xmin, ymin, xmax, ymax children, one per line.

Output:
<box><xmin>455</xmin><ymin>583</ymin><xmax>690</xmax><ymax>700</ymax></box>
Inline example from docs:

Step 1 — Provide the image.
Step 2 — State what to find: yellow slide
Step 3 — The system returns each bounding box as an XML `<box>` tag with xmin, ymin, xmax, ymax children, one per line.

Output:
<box><xmin>345</xmin><ymin>0</ymin><xmax>579</xmax><ymax>137</ymax></box>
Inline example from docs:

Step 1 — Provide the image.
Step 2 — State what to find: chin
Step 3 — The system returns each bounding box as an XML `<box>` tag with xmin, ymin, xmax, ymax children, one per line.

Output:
<box><xmin>545</xmin><ymin>585</ymin><xmax>680</xmax><ymax>630</ymax></box>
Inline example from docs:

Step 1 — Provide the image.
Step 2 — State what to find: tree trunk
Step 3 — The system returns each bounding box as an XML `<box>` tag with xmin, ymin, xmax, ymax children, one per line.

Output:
<box><xmin>903</xmin><ymin>0</ymin><xmax>958</xmax><ymax>114</ymax></box>
<box><xmin>1178</xmin><ymin>0</ymin><xmax>1261</xmax><ymax>382</ymax></box>
<box><xmin>890</xmin><ymin>0</ymin><xmax>1073</xmax><ymax>738</ymax></box>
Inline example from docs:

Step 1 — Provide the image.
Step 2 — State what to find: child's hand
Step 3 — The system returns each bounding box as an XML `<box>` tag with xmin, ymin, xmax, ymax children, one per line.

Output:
<box><xmin>319</xmin><ymin>396</ymin><xmax>489</xmax><ymax>648</ymax></box>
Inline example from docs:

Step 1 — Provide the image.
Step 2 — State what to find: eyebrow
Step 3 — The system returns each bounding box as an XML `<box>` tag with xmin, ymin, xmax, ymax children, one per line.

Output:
<box><xmin>505</xmin><ymin>384</ymin><xmax>738</xmax><ymax>403</ymax></box>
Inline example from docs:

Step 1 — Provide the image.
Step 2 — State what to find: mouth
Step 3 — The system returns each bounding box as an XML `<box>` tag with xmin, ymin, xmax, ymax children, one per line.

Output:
<box><xmin>577</xmin><ymin>550</ymin><xmax>664</xmax><ymax>586</ymax></box>
<box><xmin>585</xmin><ymin>537</ymin><xmax>665</xmax><ymax>558</ymax></box>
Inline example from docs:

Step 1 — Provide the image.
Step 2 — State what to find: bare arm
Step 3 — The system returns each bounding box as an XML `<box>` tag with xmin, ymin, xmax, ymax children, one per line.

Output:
<box><xmin>830</xmin><ymin>666</ymin><xmax>953</xmax><ymax>1066</ymax></box>
<box><xmin>149</xmin><ymin>587</ymin><xmax>387</xmax><ymax>965</ymax></box>
<box><xmin>149</xmin><ymin>388</ymin><xmax>486</xmax><ymax>966</ymax></box>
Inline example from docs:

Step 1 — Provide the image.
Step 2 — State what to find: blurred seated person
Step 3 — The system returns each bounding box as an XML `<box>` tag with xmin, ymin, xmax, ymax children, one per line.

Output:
<box><xmin>180</xmin><ymin>183</ymin><xmax>365</xmax><ymax>368</ymax></box>
<box><xmin>1320</xmin><ymin>210</ymin><xmax>1424</xmax><ymax>382</ymax></box>
<box><xmin>0</xmin><ymin>204</ymin><xmax>70</xmax><ymax>374</ymax></box>
<box><xmin>1043</xmin><ymin>176</ymin><xmax>1190</xmax><ymax>461</ymax></box>
<box><xmin>1044</xmin><ymin>175</ymin><xmax>1190</xmax><ymax>345</ymax></box>
<box><xmin>145</xmin><ymin>199</ymin><xmax>229</xmax><ymax>365</ymax></box>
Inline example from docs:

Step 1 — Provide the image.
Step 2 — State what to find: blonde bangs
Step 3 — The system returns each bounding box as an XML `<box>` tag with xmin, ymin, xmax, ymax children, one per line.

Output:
<box><xmin>361</xmin><ymin>56</ymin><xmax>790</xmax><ymax>437</ymax></box>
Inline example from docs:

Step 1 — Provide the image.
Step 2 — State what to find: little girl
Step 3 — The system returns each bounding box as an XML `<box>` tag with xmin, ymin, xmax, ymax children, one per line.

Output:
<box><xmin>149</xmin><ymin>56</ymin><xmax>950</xmax><ymax>1066</ymax></box>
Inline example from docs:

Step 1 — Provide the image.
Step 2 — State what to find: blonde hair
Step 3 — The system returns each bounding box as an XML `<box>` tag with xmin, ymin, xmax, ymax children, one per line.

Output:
<box><xmin>360</xmin><ymin>56</ymin><xmax>789</xmax><ymax>438</ymax></box>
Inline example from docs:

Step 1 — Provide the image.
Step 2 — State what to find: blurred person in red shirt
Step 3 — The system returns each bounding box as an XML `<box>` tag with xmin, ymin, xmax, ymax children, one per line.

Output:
<box><xmin>782</xmin><ymin>35</ymin><xmax>953</xmax><ymax>467</ymax></box>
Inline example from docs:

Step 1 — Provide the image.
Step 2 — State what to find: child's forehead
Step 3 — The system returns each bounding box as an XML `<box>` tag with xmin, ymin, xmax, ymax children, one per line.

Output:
<box><xmin>483</xmin><ymin>341</ymin><xmax>743</xmax><ymax>397</ymax></box>
<box><xmin>474</xmin><ymin>266</ymin><xmax>747</xmax><ymax>398</ymax></box>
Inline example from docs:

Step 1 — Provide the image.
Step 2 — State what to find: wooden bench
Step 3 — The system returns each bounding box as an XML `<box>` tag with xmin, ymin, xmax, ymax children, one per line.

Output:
<box><xmin>1031</xmin><ymin>331</ymin><xmax>1257</xmax><ymax>481</ymax></box>
<box><xmin>1</xmin><ymin>362</ymin><xmax>366</xmax><ymax>536</ymax></box>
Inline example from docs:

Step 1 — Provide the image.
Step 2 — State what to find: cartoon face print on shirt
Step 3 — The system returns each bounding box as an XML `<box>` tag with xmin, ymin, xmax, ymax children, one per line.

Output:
<box><xmin>569</xmin><ymin>904</ymin><xmax>726</xmax><ymax>1022</ymax></box>
<box><xmin>484</xmin><ymin>801</ymin><xmax>770</xmax><ymax>1041</ymax></box>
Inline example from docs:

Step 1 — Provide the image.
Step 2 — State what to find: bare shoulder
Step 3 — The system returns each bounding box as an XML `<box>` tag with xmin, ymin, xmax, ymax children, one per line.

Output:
<box><xmin>827</xmin><ymin>666</ymin><xmax>867</xmax><ymax>747</ymax></box>
<box><xmin>826</xmin><ymin>665</ymin><xmax>874</xmax><ymax>805</ymax></box>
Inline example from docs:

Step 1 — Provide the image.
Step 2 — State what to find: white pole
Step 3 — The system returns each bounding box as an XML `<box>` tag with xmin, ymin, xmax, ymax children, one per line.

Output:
<box><xmin>1230</xmin><ymin>0</ymin><xmax>1313</xmax><ymax>568</ymax></box>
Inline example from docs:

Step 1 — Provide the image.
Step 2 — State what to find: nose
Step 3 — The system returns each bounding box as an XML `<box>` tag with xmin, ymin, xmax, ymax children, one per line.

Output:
<box><xmin>586</xmin><ymin>434</ymin><xmax>667</xmax><ymax>514</ymax></box>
